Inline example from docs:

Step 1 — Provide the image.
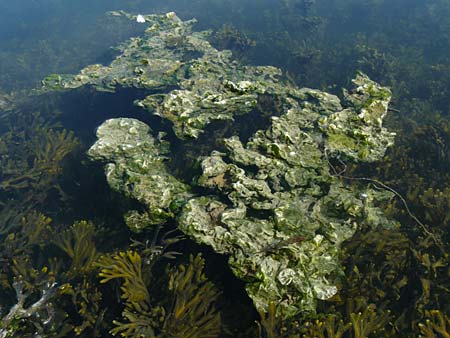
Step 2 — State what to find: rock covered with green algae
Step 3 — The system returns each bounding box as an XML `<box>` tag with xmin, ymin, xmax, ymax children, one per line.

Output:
<box><xmin>40</xmin><ymin>11</ymin><xmax>281</xmax><ymax>139</ymax></box>
<box><xmin>318</xmin><ymin>73</ymin><xmax>396</xmax><ymax>161</ymax></box>
<box><xmin>86</xmin><ymin>75</ymin><xmax>397</xmax><ymax>318</ymax></box>
<box><xmin>87</xmin><ymin>118</ymin><xmax>191</xmax><ymax>228</ymax></box>
<box><xmin>45</xmin><ymin>12</ymin><xmax>399</xmax><ymax>318</ymax></box>
<box><xmin>178</xmin><ymin>76</ymin><xmax>397</xmax><ymax>316</ymax></box>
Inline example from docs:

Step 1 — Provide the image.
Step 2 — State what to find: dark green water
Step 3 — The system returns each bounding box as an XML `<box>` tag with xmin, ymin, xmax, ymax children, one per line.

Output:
<box><xmin>0</xmin><ymin>1</ymin><xmax>449</xmax><ymax>337</ymax></box>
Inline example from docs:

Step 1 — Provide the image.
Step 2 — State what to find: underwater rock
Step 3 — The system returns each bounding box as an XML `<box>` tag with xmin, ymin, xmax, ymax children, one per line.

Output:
<box><xmin>177</xmin><ymin>76</ymin><xmax>398</xmax><ymax>315</ymax></box>
<box><xmin>318</xmin><ymin>73</ymin><xmax>396</xmax><ymax>162</ymax></box>
<box><xmin>47</xmin><ymin>12</ymin><xmax>398</xmax><ymax>318</ymax></box>
<box><xmin>88</xmin><ymin>118</ymin><xmax>191</xmax><ymax>227</ymax></box>
<box><xmin>40</xmin><ymin>11</ymin><xmax>281</xmax><ymax>140</ymax></box>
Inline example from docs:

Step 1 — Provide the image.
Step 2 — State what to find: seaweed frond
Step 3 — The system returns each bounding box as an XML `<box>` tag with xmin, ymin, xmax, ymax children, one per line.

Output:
<box><xmin>162</xmin><ymin>254</ymin><xmax>221</xmax><ymax>338</ymax></box>
<box><xmin>257</xmin><ymin>302</ymin><xmax>282</xmax><ymax>338</ymax></box>
<box><xmin>109</xmin><ymin>307</ymin><xmax>163</xmax><ymax>338</ymax></box>
<box><xmin>257</xmin><ymin>302</ymin><xmax>352</xmax><ymax>338</ymax></box>
<box><xmin>97</xmin><ymin>250</ymin><xmax>150</xmax><ymax>306</ymax></box>
<box><xmin>326</xmin><ymin>315</ymin><xmax>353</xmax><ymax>338</ymax></box>
<box><xmin>97</xmin><ymin>250</ymin><xmax>163</xmax><ymax>337</ymax></box>
<box><xmin>300</xmin><ymin>315</ymin><xmax>351</xmax><ymax>338</ymax></box>
<box><xmin>96</xmin><ymin>250</ymin><xmax>221</xmax><ymax>338</ymax></box>
<box><xmin>418</xmin><ymin>310</ymin><xmax>450</xmax><ymax>338</ymax></box>
<box><xmin>0</xmin><ymin>118</ymin><xmax>78</xmax><ymax>202</ymax></box>
<box><xmin>60</xmin><ymin>279</ymin><xmax>106</xmax><ymax>336</ymax></box>
<box><xmin>349</xmin><ymin>303</ymin><xmax>391</xmax><ymax>338</ymax></box>
<box><xmin>3</xmin><ymin>211</ymin><xmax>53</xmax><ymax>257</ymax></box>
<box><xmin>55</xmin><ymin>220</ymin><xmax>99</xmax><ymax>275</ymax></box>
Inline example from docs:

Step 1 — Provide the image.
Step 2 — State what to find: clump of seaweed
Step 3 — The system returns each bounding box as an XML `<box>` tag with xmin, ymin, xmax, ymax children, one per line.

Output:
<box><xmin>60</xmin><ymin>278</ymin><xmax>106</xmax><ymax>337</ymax></box>
<box><xmin>299</xmin><ymin>316</ymin><xmax>353</xmax><ymax>338</ymax></box>
<box><xmin>97</xmin><ymin>251</ymin><xmax>221</xmax><ymax>338</ymax></box>
<box><xmin>418</xmin><ymin>310</ymin><xmax>450</xmax><ymax>338</ymax></box>
<box><xmin>348</xmin><ymin>303</ymin><xmax>391</xmax><ymax>337</ymax></box>
<box><xmin>0</xmin><ymin>111</ymin><xmax>78</xmax><ymax>209</ymax></box>
<box><xmin>50</xmin><ymin>220</ymin><xmax>106</xmax><ymax>336</ymax></box>
<box><xmin>3</xmin><ymin>211</ymin><xmax>53</xmax><ymax>259</ymax></box>
<box><xmin>419</xmin><ymin>187</ymin><xmax>450</xmax><ymax>239</ymax></box>
<box><xmin>339</xmin><ymin>114</ymin><xmax>450</xmax><ymax>332</ymax></box>
<box><xmin>256</xmin><ymin>297</ymin><xmax>392</xmax><ymax>338</ymax></box>
<box><xmin>54</xmin><ymin>220</ymin><xmax>100</xmax><ymax>276</ymax></box>
<box><xmin>212</xmin><ymin>24</ymin><xmax>256</xmax><ymax>57</ymax></box>
<box><xmin>341</xmin><ymin>228</ymin><xmax>413</xmax><ymax>309</ymax></box>
<box><xmin>98</xmin><ymin>250</ymin><xmax>150</xmax><ymax>305</ymax></box>
<box><xmin>257</xmin><ymin>302</ymin><xmax>283</xmax><ymax>338</ymax></box>
<box><xmin>162</xmin><ymin>254</ymin><xmax>221</xmax><ymax>338</ymax></box>
<box><xmin>356</xmin><ymin>116</ymin><xmax>450</xmax><ymax>233</ymax></box>
<box><xmin>0</xmin><ymin>204</ymin><xmax>111</xmax><ymax>337</ymax></box>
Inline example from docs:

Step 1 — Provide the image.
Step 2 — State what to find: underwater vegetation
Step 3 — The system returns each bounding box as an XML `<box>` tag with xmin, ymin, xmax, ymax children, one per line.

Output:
<box><xmin>418</xmin><ymin>310</ymin><xmax>450</xmax><ymax>338</ymax></box>
<box><xmin>0</xmin><ymin>111</ymin><xmax>78</xmax><ymax>209</ymax></box>
<box><xmin>64</xmin><ymin>11</ymin><xmax>399</xmax><ymax>319</ymax></box>
<box><xmin>0</xmin><ymin>1</ymin><xmax>449</xmax><ymax>337</ymax></box>
<box><xmin>257</xmin><ymin>297</ymin><xmax>393</xmax><ymax>338</ymax></box>
<box><xmin>97</xmin><ymin>251</ymin><xmax>221</xmax><ymax>337</ymax></box>
<box><xmin>0</xmin><ymin>95</ymin><xmax>223</xmax><ymax>337</ymax></box>
<box><xmin>36</xmin><ymin>10</ymin><xmax>437</xmax><ymax>337</ymax></box>
<box><xmin>211</xmin><ymin>24</ymin><xmax>256</xmax><ymax>61</ymax></box>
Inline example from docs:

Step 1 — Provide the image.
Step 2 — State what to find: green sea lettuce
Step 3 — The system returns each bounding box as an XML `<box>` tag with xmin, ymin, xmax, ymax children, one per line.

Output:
<box><xmin>40</xmin><ymin>11</ymin><xmax>281</xmax><ymax>139</ymax></box>
<box><xmin>87</xmin><ymin>118</ymin><xmax>191</xmax><ymax>228</ymax></box>
<box><xmin>177</xmin><ymin>79</ymin><xmax>397</xmax><ymax>315</ymax></box>
<box><xmin>318</xmin><ymin>73</ymin><xmax>396</xmax><ymax>161</ymax></box>
<box><xmin>46</xmin><ymin>12</ymin><xmax>399</xmax><ymax>318</ymax></box>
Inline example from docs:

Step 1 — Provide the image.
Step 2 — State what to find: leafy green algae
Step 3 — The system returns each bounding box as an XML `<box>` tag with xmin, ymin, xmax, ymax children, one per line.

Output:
<box><xmin>40</xmin><ymin>11</ymin><xmax>281</xmax><ymax>140</ymax></box>
<box><xmin>318</xmin><ymin>74</ymin><xmax>396</xmax><ymax>162</ymax></box>
<box><xmin>43</xmin><ymin>12</ymin><xmax>398</xmax><ymax>319</ymax></box>
<box><xmin>177</xmin><ymin>81</ymin><xmax>397</xmax><ymax>315</ymax></box>
<box><xmin>87</xmin><ymin>118</ymin><xmax>192</xmax><ymax>227</ymax></box>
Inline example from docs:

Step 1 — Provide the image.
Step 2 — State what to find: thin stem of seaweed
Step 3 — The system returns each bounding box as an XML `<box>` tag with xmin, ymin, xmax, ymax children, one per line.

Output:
<box><xmin>325</xmin><ymin>150</ymin><xmax>445</xmax><ymax>252</ymax></box>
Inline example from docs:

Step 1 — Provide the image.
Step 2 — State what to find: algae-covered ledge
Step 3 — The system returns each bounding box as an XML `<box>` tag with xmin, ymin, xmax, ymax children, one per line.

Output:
<box><xmin>43</xmin><ymin>12</ymin><xmax>398</xmax><ymax>318</ymax></box>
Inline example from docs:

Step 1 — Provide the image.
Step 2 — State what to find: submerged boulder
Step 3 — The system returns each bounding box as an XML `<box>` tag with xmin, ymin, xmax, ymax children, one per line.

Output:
<box><xmin>43</xmin><ymin>12</ymin><xmax>397</xmax><ymax>318</ymax></box>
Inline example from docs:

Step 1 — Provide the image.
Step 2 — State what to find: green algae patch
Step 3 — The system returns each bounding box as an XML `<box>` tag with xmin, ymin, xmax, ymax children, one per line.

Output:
<box><xmin>40</xmin><ymin>12</ymin><xmax>399</xmax><ymax>319</ymax></box>
<box><xmin>318</xmin><ymin>72</ymin><xmax>396</xmax><ymax>162</ymax></box>
<box><xmin>39</xmin><ymin>11</ymin><xmax>281</xmax><ymax>140</ymax></box>
<box><xmin>177</xmin><ymin>92</ymin><xmax>397</xmax><ymax>316</ymax></box>
<box><xmin>87</xmin><ymin>118</ymin><xmax>192</xmax><ymax>229</ymax></box>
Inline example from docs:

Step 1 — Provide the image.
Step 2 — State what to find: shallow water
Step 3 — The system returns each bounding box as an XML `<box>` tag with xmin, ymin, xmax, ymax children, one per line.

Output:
<box><xmin>0</xmin><ymin>1</ymin><xmax>449</xmax><ymax>337</ymax></box>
